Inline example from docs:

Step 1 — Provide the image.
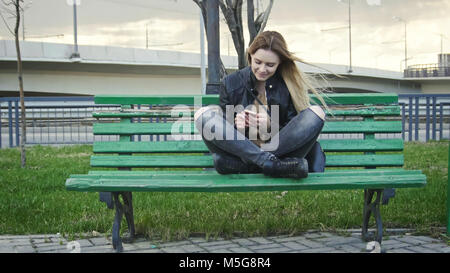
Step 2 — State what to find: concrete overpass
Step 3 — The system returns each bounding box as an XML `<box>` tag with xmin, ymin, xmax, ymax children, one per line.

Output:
<box><xmin>0</xmin><ymin>40</ymin><xmax>447</xmax><ymax>97</ymax></box>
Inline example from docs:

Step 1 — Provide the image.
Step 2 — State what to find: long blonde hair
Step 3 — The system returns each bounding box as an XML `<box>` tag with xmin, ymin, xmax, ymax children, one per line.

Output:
<box><xmin>247</xmin><ymin>31</ymin><xmax>331</xmax><ymax>114</ymax></box>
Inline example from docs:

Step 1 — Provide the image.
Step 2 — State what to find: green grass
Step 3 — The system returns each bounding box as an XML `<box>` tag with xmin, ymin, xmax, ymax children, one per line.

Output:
<box><xmin>0</xmin><ymin>141</ymin><xmax>448</xmax><ymax>241</ymax></box>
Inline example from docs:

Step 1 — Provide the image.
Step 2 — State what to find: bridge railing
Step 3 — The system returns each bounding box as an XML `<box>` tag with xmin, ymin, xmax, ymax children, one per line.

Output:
<box><xmin>1</xmin><ymin>94</ymin><xmax>449</xmax><ymax>148</ymax></box>
<box><xmin>404</xmin><ymin>64</ymin><xmax>450</xmax><ymax>78</ymax></box>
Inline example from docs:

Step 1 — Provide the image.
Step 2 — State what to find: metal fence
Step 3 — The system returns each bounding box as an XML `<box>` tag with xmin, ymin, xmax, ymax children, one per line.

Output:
<box><xmin>1</xmin><ymin>94</ymin><xmax>449</xmax><ymax>148</ymax></box>
<box><xmin>404</xmin><ymin>64</ymin><xmax>450</xmax><ymax>78</ymax></box>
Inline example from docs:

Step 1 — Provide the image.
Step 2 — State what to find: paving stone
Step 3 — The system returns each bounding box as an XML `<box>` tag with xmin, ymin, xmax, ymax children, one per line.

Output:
<box><xmin>35</xmin><ymin>243</ymin><xmax>68</xmax><ymax>253</ymax></box>
<box><xmin>411</xmin><ymin>236</ymin><xmax>441</xmax><ymax>243</ymax></box>
<box><xmin>248</xmin><ymin>237</ymin><xmax>273</xmax><ymax>244</ymax></box>
<box><xmin>247</xmin><ymin>243</ymin><xmax>282</xmax><ymax>251</ymax></box>
<box><xmin>380</xmin><ymin>239</ymin><xmax>402</xmax><ymax>245</ymax></box>
<box><xmin>395</xmin><ymin>236</ymin><xmax>428</xmax><ymax>245</ymax></box>
<box><xmin>81</xmin><ymin>245</ymin><xmax>115</xmax><ymax>253</ymax></box>
<box><xmin>0</xmin><ymin>246</ymin><xmax>15</xmax><ymax>253</ymax></box>
<box><xmin>229</xmin><ymin>247</ymin><xmax>254</xmax><ymax>253</ymax></box>
<box><xmin>181</xmin><ymin>245</ymin><xmax>205</xmax><ymax>253</ymax></box>
<box><xmin>294</xmin><ymin>238</ymin><xmax>324</xmax><ymax>248</ymax></box>
<box><xmin>272</xmin><ymin>236</ymin><xmax>304</xmax><ymax>243</ymax></box>
<box><xmin>158</xmin><ymin>240</ymin><xmax>191</xmax><ymax>248</ymax></box>
<box><xmin>89</xmin><ymin>237</ymin><xmax>110</xmax><ymax>246</ymax></box>
<box><xmin>198</xmin><ymin>240</ymin><xmax>236</xmax><ymax>248</ymax></box>
<box><xmin>335</xmin><ymin>244</ymin><xmax>365</xmax><ymax>253</ymax></box>
<box><xmin>298</xmin><ymin>247</ymin><xmax>337</xmax><ymax>253</ymax></box>
<box><xmin>0</xmin><ymin>238</ymin><xmax>31</xmax><ymax>243</ymax></box>
<box><xmin>254</xmin><ymin>247</ymin><xmax>291</xmax><ymax>253</ymax></box>
<box><xmin>386</xmin><ymin>248</ymin><xmax>416</xmax><ymax>253</ymax></box>
<box><xmin>1</xmin><ymin>231</ymin><xmax>449</xmax><ymax>254</ymax></box>
<box><xmin>350</xmin><ymin>242</ymin><xmax>370</xmax><ymax>250</ymax></box>
<box><xmin>209</xmin><ymin>249</ymin><xmax>233</xmax><ymax>253</ymax></box>
<box><xmin>420</xmin><ymin>242</ymin><xmax>449</xmax><ymax>250</ymax></box>
<box><xmin>280</xmin><ymin>242</ymin><xmax>309</xmax><ymax>251</ymax></box>
<box><xmin>133</xmin><ymin>241</ymin><xmax>158</xmax><ymax>250</ymax></box>
<box><xmin>405</xmin><ymin>246</ymin><xmax>439</xmax><ymax>253</ymax></box>
<box><xmin>161</xmin><ymin>246</ymin><xmax>186</xmax><ymax>253</ymax></box>
<box><xmin>231</xmin><ymin>238</ymin><xmax>258</xmax><ymax>246</ymax></box>
<box><xmin>322</xmin><ymin>237</ymin><xmax>362</xmax><ymax>247</ymax></box>
<box><xmin>382</xmin><ymin>242</ymin><xmax>412</xmax><ymax>250</ymax></box>
<box><xmin>303</xmin><ymin>232</ymin><xmax>326</xmax><ymax>239</ymax></box>
<box><xmin>203</xmin><ymin>243</ymin><xmax>241</xmax><ymax>251</ymax></box>
<box><xmin>441</xmin><ymin>247</ymin><xmax>450</xmax><ymax>253</ymax></box>
<box><xmin>14</xmin><ymin>245</ymin><xmax>36</xmax><ymax>253</ymax></box>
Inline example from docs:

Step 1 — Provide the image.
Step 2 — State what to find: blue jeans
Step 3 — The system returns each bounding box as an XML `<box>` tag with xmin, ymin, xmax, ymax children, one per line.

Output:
<box><xmin>195</xmin><ymin>107</ymin><xmax>325</xmax><ymax>173</ymax></box>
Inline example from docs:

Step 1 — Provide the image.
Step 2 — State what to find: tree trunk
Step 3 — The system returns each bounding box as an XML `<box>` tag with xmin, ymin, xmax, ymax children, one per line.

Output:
<box><xmin>193</xmin><ymin>0</ymin><xmax>228</xmax><ymax>80</ymax></box>
<box><xmin>14</xmin><ymin>0</ymin><xmax>26</xmax><ymax>168</ymax></box>
<box><xmin>193</xmin><ymin>0</ymin><xmax>275</xmax><ymax>71</ymax></box>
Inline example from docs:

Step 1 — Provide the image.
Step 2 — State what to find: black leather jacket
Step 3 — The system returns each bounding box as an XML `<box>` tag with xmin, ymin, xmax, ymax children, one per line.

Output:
<box><xmin>219</xmin><ymin>66</ymin><xmax>298</xmax><ymax>129</ymax></box>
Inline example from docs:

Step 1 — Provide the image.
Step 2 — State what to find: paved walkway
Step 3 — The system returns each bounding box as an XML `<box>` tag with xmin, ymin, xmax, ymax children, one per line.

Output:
<box><xmin>0</xmin><ymin>229</ymin><xmax>448</xmax><ymax>253</ymax></box>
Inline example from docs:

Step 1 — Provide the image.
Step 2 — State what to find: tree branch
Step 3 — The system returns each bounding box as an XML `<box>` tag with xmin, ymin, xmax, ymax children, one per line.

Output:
<box><xmin>256</xmin><ymin>0</ymin><xmax>274</xmax><ymax>35</ymax></box>
<box><xmin>247</xmin><ymin>0</ymin><xmax>257</xmax><ymax>43</ymax></box>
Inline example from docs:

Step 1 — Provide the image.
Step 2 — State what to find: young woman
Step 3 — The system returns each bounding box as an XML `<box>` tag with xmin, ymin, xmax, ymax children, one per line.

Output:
<box><xmin>194</xmin><ymin>31</ymin><xmax>329</xmax><ymax>178</ymax></box>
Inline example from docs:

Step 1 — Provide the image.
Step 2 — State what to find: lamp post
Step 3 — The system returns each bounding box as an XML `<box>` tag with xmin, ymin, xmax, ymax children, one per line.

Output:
<box><xmin>393</xmin><ymin>16</ymin><xmax>407</xmax><ymax>70</ymax></box>
<box><xmin>336</xmin><ymin>0</ymin><xmax>352</xmax><ymax>73</ymax></box>
<box><xmin>70</xmin><ymin>0</ymin><xmax>81</xmax><ymax>60</ymax></box>
<box><xmin>199</xmin><ymin>11</ymin><xmax>206</xmax><ymax>95</ymax></box>
<box><xmin>205</xmin><ymin>0</ymin><xmax>221</xmax><ymax>94</ymax></box>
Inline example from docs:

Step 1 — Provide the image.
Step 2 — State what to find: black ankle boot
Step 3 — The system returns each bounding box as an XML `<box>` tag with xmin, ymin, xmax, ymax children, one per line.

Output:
<box><xmin>213</xmin><ymin>153</ymin><xmax>260</xmax><ymax>174</ymax></box>
<box><xmin>262</xmin><ymin>156</ymin><xmax>308</xmax><ymax>178</ymax></box>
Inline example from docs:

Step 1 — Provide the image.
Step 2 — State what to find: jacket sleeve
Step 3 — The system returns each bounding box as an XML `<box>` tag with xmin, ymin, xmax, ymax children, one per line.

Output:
<box><xmin>219</xmin><ymin>78</ymin><xmax>231</xmax><ymax>114</ymax></box>
<box><xmin>283</xmin><ymin>94</ymin><xmax>298</xmax><ymax>127</ymax></box>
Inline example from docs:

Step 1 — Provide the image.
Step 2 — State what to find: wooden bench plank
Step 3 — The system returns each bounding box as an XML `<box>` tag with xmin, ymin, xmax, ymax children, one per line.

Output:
<box><xmin>90</xmin><ymin>154</ymin><xmax>403</xmax><ymax>168</ymax></box>
<box><xmin>91</xmin><ymin>105</ymin><xmax>400</xmax><ymax>118</ymax></box>
<box><xmin>86</xmin><ymin>168</ymin><xmax>422</xmax><ymax>177</ymax></box>
<box><xmin>66</xmin><ymin>172</ymin><xmax>426</xmax><ymax>192</ymax></box>
<box><xmin>93</xmin><ymin>121</ymin><xmax>402</xmax><ymax>135</ymax></box>
<box><xmin>94</xmin><ymin>93</ymin><xmax>399</xmax><ymax>105</ymax></box>
<box><xmin>93</xmin><ymin>139</ymin><xmax>404</xmax><ymax>153</ymax></box>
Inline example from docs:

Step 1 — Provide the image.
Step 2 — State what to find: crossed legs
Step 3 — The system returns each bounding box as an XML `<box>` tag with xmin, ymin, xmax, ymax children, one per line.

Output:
<box><xmin>194</xmin><ymin>105</ymin><xmax>325</xmax><ymax>174</ymax></box>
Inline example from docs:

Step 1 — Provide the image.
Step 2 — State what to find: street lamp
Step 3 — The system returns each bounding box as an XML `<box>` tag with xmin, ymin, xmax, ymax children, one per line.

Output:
<box><xmin>70</xmin><ymin>0</ymin><xmax>81</xmax><ymax>60</ymax></box>
<box><xmin>393</xmin><ymin>16</ymin><xmax>407</xmax><ymax>70</ymax></box>
<box><xmin>337</xmin><ymin>0</ymin><xmax>352</xmax><ymax>73</ymax></box>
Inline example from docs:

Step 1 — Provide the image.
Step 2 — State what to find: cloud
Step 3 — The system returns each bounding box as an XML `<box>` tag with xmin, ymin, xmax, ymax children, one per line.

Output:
<box><xmin>1</xmin><ymin>0</ymin><xmax>448</xmax><ymax>71</ymax></box>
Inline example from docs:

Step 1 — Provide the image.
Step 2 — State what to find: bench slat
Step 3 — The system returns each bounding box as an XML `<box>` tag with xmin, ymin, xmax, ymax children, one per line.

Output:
<box><xmin>85</xmin><ymin>168</ymin><xmax>422</xmax><ymax>177</ymax></box>
<box><xmin>93</xmin><ymin>139</ymin><xmax>404</xmax><ymax>153</ymax></box>
<box><xmin>92</xmin><ymin>105</ymin><xmax>400</xmax><ymax>118</ymax></box>
<box><xmin>93</xmin><ymin>121</ymin><xmax>402</xmax><ymax>135</ymax></box>
<box><xmin>66</xmin><ymin>172</ymin><xmax>426</xmax><ymax>192</ymax></box>
<box><xmin>90</xmin><ymin>154</ymin><xmax>404</xmax><ymax>168</ymax></box>
<box><xmin>94</xmin><ymin>93</ymin><xmax>398</xmax><ymax>105</ymax></box>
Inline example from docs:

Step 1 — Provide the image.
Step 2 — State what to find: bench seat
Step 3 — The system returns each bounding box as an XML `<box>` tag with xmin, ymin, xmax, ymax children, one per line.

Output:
<box><xmin>67</xmin><ymin>169</ymin><xmax>425</xmax><ymax>192</ymax></box>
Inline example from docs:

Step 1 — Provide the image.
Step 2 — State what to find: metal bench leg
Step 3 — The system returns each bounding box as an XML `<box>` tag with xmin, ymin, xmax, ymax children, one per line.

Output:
<box><xmin>362</xmin><ymin>189</ymin><xmax>383</xmax><ymax>244</ymax></box>
<box><xmin>112</xmin><ymin>192</ymin><xmax>124</xmax><ymax>252</ymax></box>
<box><xmin>111</xmin><ymin>192</ymin><xmax>136</xmax><ymax>252</ymax></box>
<box><xmin>122</xmin><ymin>192</ymin><xmax>135</xmax><ymax>243</ymax></box>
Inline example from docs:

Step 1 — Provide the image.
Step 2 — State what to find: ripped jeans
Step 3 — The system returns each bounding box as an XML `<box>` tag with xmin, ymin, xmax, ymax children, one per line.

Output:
<box><xmin>194</xmin><ymin>106</ymin><xmax>325</xmax><ymax>173</ymax></box>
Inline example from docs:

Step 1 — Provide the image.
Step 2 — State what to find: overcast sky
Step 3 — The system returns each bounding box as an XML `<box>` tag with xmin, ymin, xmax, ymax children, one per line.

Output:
<box><xmin>1</xmin><ymin>0</ymin><xmax>449</xmax><ymax>72</ymax></box>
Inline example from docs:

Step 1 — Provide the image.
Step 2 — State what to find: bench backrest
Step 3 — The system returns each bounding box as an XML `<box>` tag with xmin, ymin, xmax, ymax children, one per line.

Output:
<box><xmin>91</xmin><ymin>93</ymin><xmax>403</xmax><ymax>170</ymax></box>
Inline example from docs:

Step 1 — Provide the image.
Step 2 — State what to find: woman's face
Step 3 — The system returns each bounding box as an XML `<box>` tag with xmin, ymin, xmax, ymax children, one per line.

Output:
<box><xmin>250</xmin><ymin>48</ymin><xmax>281</xmax><ymax>82</ymax></box>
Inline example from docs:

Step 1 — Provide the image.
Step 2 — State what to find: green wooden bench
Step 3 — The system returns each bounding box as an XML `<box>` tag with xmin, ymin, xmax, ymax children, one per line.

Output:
<box><xmin>65</xmin><ymin>93</ymin><xmax>427</xmax><ymax>252</ymax></box>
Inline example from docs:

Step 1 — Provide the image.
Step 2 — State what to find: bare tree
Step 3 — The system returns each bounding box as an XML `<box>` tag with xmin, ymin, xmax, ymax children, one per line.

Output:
<box><xmin>1</xmin><ymin>0</ymin><xmax>27</xmax><ymax>168</ymax></box>
<box><xmin>193</xmin><ymin>0</ymin><xmax>274</xmax><ymax>72</ymax></box>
